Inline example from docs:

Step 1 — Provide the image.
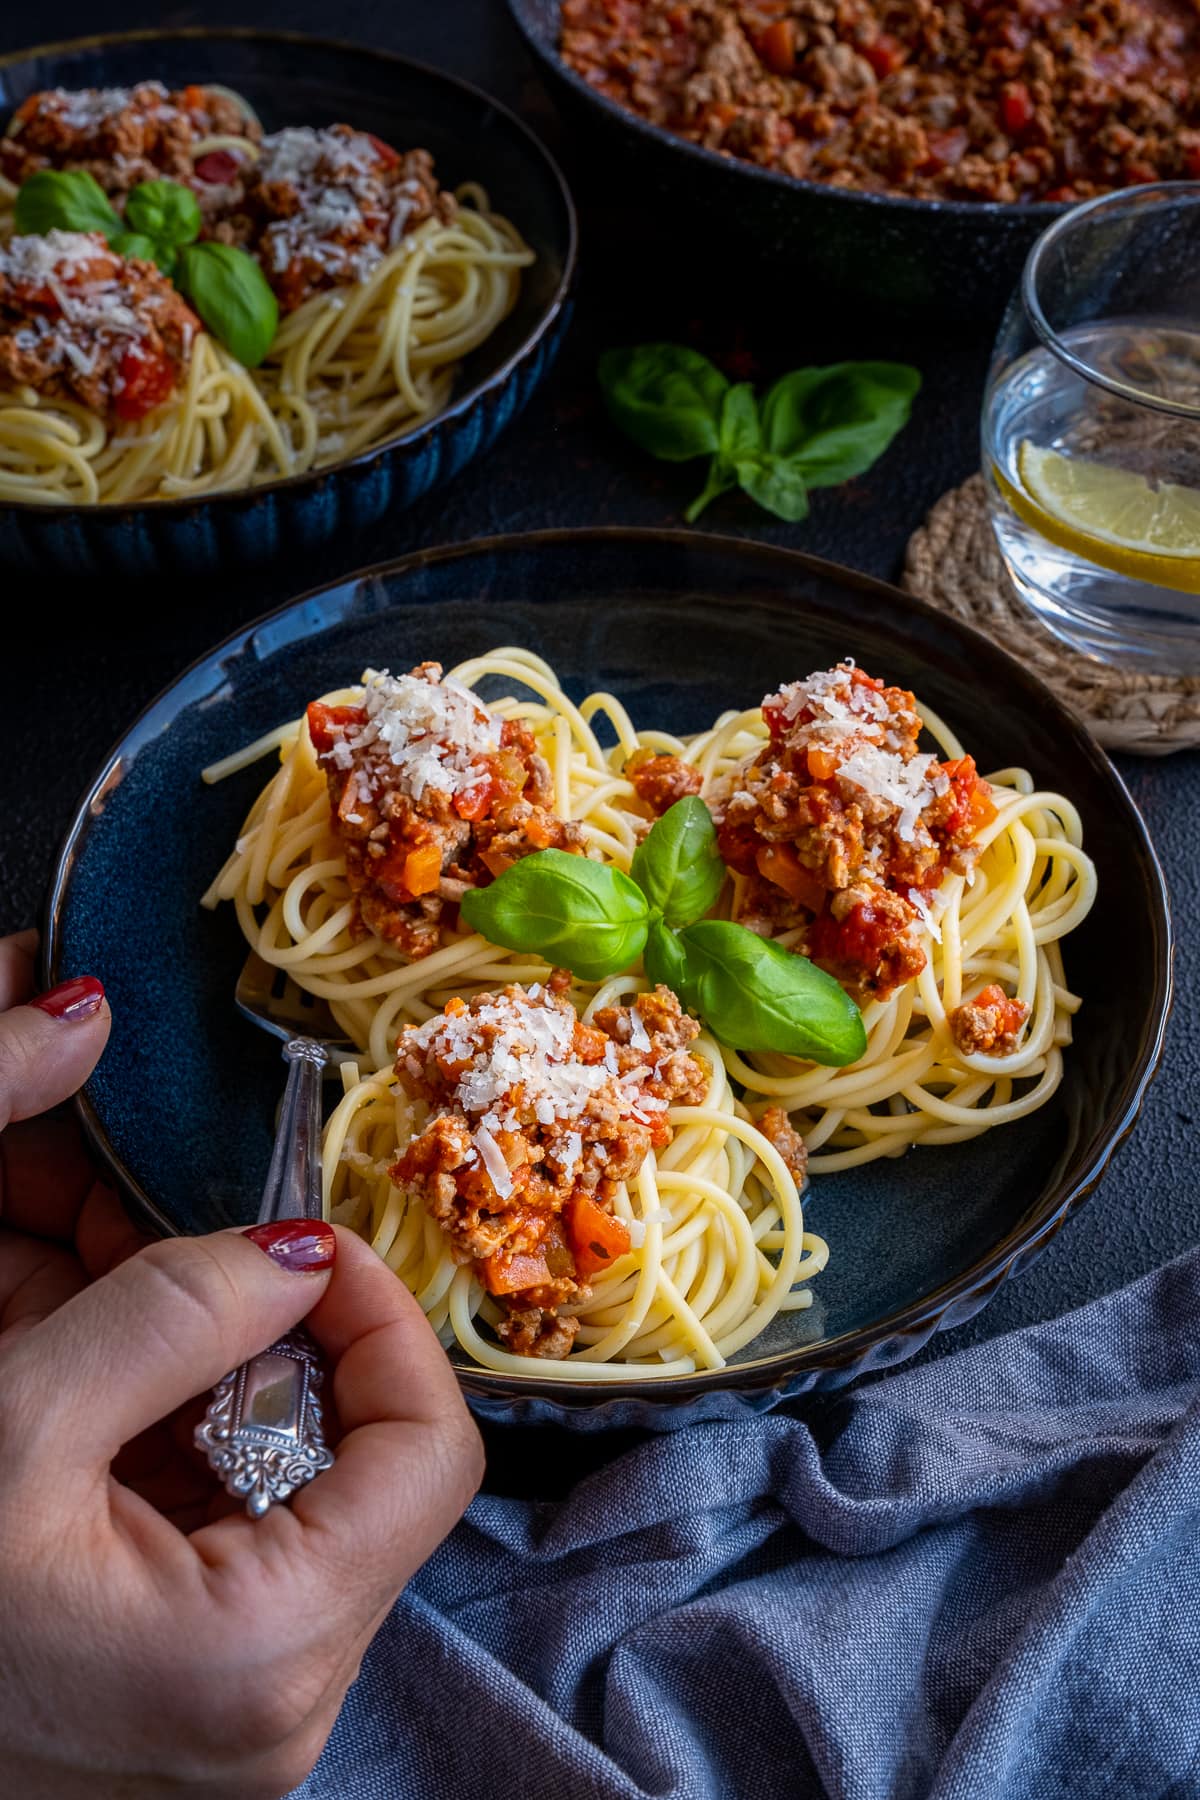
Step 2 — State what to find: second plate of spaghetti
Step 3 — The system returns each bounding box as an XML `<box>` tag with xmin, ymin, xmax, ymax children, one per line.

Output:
<box><xmin>0</xmin><ymin>32</ymin><xmax>574</xmax><ymax>571</ymax></box>
<box><xmin>44</xmin><ymin>531</ymin><xmax>1171</xmax><ymax>1415</ymax></box>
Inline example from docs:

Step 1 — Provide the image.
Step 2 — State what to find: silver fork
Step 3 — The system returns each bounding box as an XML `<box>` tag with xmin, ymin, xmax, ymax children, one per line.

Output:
<box><xmin>194</xmin><ymin>954</ymin><xmax>353</xmax><ymax>1517</ymax></box>
<box><xmin>232</xmin><ymin>949</ymin><xmax>354</xmax><ymax>1056</ymax></box>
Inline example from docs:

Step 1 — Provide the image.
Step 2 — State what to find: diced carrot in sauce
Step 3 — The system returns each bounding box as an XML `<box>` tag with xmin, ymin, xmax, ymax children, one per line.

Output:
<box><xmin>806</xmin><ymin>746</ymin><xmax>838</xmax><ymax>782</ymax></box>
<box><xmin>403</xmin><ymin>845</ymin><xmax>443</xmax><ymax>896</ymax></box>
<box><xmin>757</xmin><ymin>20</ymin><xmax>796</xmax><ymax>75</ymax></box>
<box><xmin>483</xmin><ymin>1249</ymin><xmax>553</xmax><ymax>1296</ymax></box>
<box><xmin>567</xmin><ymin>1194</ymin><xmax>632</xmax><ymax>1279</ymax></box>
<box><xmin>755</xmin><ymin>844</ymin><xmax>827</xmax><ymax>913</ymax></box>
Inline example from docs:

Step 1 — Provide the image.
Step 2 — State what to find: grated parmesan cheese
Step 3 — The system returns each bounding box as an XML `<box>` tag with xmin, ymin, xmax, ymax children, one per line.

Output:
<box><xmin>336</xmin><ymin>667</ymin><xmax>501</xmax><ymax>801</ymax></box>
<box><xmin>837</xmin><ymin>747</ymin><xmax>951</xmax><ymax>843</ymax></box>
<box><xmin>906</xmin><ymin>887</ymin><xmax>943</xmax><ymax>943</ymax></box>
<box><xmin>400</xmin><ymin>987</ymin><xmax>682</xmax><ymax>1202</ymax></box>
<box><xmin>764</xmin><ymin>663</ymin><xmax>921</xmax><ymax>755</ymax></box>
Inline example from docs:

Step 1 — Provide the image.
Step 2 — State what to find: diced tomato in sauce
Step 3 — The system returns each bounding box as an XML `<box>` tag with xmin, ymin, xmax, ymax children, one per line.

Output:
<box><xmin>941</xmin><ymin>756</ymin><xmax>997</xmax><ymax>839</ymax></box>
<box><xmin>114</xmin><ymin>346</ymin><xmax>177</xmax><ymax>421</ymax></box>
<box><xmin>193</xmin><ymin>148</ymin><xmax>243</xmax><ymax>184</ymax></box>
<box><xmin>306</xmin><ymin>700</ymin><xmax>366</xmax><ymax>754</ymax></box>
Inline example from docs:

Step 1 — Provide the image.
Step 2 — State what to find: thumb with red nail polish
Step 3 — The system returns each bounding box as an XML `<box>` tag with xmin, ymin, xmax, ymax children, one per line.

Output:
<box><xmin>0</xmin><ymin>973</ymin><xmax>111</xmax><ymax>1131</ymax></box>
<box><xmin>243</xmin><ymin>1218</ymin><xmax>337</xmax><ymax>1273</ymax></box>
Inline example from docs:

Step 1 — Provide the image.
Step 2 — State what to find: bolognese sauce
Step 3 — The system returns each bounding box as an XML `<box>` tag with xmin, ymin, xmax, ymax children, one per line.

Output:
<box><xmin>560</xmin><ymin>0</ymin><xmax>1200</xmax><ymax>204</ymax></box>
<box><xmin>307</xmin><ymin>661</ymin><xmax>584</xmax><ymax>960</ymax></box>
<box><xmin>0</xmin><ymin>82</ymin><xmax>261</xmax><ymax>201</ymax></box>
<box><xmin>711</xmin><ymin>662</ymin><xmax>1003</xmax><ymax>1007</ymax></box>
<box><xmin>209</xmin><ymin>126</ymin><xmax>455</xmax><ymax>312</ymax></box>
<box><xmin>390</xmin><ymin>972</ymin><xmax>706</xmax><ymax>1356</ymax></box>
<box><xmin>0</xmin><ymin>230</ymin><xmax>197</xmax><ymax>420</ymax></box>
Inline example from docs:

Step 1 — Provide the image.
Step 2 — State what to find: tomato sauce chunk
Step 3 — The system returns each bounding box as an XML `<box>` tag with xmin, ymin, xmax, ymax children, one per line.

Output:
<box><xmin>307</xmin><ymin>662</ymin><xmax>586</xmax><ymax>960</ymax></box>
<box><xmin>711</xmin><ymin>661</ymin><xmax>998</xmax><ymax>1003</ymax></box>
<box><xmin>208</xmin><ymin>126</ymin><xmax>455</xmax><ymax>311</ymax></box>
<box><xmin>389</xmin><ymin>973</ymin><xmax>705</xmax><ymax>1356</ymax></box>
<box><xmin>0</xmin><ymin>230</ymin><xmax>197</xmax><ymax>421</ymax></box>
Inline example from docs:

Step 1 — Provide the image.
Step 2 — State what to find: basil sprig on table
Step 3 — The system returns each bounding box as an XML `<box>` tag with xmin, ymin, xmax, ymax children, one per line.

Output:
<box><xmin>14</xmin><ymin>170</ymin><xmax>278</xmax><ymax>366</ymax></box>
<box><xmin>461</xmin><ymin>795</ymin><xmax>866</xmax><ymax>1066</ymax></box>
<box><xmin>597</xmin><ymin>344</ymin><xmax>921</xmax><ymax>524</ymax></box>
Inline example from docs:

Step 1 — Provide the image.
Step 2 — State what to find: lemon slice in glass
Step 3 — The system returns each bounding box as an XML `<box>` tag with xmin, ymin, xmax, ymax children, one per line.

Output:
<box><xmin>998</xmin><ymin>442</ymin><xmax>1200</xmax><ymax>595</ymax></box>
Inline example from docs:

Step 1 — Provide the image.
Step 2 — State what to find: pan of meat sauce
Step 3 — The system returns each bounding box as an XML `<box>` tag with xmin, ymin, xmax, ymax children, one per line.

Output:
<box><xmin>513</xmin><ymin>0</ymin><xmax>1200</xmax><ymax>313</ymax></box>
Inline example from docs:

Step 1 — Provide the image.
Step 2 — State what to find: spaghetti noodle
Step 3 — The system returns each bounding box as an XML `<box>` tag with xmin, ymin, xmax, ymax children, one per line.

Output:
<box><xmin>202</xmin><ymin>647</ymin><xmax>1096</xmax><ymax>1372</ymax></box>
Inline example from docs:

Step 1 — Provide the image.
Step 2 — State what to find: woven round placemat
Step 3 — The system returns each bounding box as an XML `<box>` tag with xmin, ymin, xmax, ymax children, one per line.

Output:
<box><xmin>903</xmin><ymin>473</ymin><xmax>1200</xmax><ymax>756</ymax></box>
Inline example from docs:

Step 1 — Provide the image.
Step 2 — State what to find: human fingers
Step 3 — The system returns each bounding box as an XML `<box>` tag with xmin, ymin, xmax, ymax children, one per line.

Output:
<box><xmin>0</xmin><ymin>1230</ymin><xmax>87</xmax><ymax>1335</ymax></box>
<box><xmin>0</xmin><ymin>974</ymin><xmax>110</xmax><ymax>1136</ymax></box>
<box><xmin>0</xmin><ymin>930</ymin><xmax>38</xmax><ymax>1009</ymax></box>
<box><xmin>0</xmin><ymin>1111</ymin><xmax>104</xmax><ymax>1241</ymax></box>
<box><xmin>74</xmin><ymin>1179</ymin><xmax>155</xmax><ymax>1280</ymax></box>
<box><xmin>195</xmin><ymin>1230</ymin><xmax>482</xmax><ymax>1610</ymax></box>
<box><xmin>0</xmin><ymin>1220</ymin><xmax>336</xmax><ymax>1475</ymax></box>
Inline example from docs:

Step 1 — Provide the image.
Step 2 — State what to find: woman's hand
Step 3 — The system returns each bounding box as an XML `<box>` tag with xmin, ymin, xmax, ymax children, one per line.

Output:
<box><xmin>0</xmin><ymin>932</ymin><xmax>484</xmax><ymax>1799</ymax></box>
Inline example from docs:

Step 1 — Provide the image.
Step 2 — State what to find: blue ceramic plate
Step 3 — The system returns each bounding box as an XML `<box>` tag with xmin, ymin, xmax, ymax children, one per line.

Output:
<box><xmin>44</xmin><ymin>530</ymin><xmax>1172</xmax><ymax>1423</ymax></box>
<box><xmin>0</xmin><ymin>30</ymin><xmax>576</xmax><ymax>576</ymax></box>
<box><xmin>507</xmin><ymin>0</ymin><xmax>1065</xmax><ymax>319</ymax></box>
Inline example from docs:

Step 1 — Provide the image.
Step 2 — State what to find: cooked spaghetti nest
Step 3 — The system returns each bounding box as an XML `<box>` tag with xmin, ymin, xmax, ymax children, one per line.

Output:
<box><xmin>0</xmin><ymin>184</ymin><xmax>531</xmax><ymax>504</ymax></box>
<box><xmin>324</xmin><ymin>989</ymin><xmax>828</xmax><ymax>1377</ymax></box>
<box><xmin>203</xmin><ymin>645</ymin><xmax>1097</xmax><ymax>1178</ymax></box>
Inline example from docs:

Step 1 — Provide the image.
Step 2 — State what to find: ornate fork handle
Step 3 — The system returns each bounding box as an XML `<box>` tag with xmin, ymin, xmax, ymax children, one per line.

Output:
<box><xmin>196</xmin><ymin>1039</ymin><xmax>335</xmax><ymax>1517</ymax></box>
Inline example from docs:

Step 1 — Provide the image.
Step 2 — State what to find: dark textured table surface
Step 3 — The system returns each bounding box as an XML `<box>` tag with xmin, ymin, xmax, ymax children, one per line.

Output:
<box><xmin>1</xmin><ymin>2</ymin><xmax>1195</xmax><ymax>1493</ymax></box>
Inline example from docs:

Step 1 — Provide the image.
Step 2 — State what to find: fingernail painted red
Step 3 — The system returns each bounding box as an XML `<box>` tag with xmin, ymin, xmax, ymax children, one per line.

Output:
<box><xmin>31</xmin><ymin>975</ymin><xmax>105</xmax><ymax>1022</ymax></box>
<box><xmin>242</xmin><ymin>1219</ymin><xmax>336</xmax><ymax>1273</ymax></box>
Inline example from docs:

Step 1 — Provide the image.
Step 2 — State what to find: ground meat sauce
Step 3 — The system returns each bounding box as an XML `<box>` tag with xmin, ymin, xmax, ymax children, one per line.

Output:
<box><xmin>947</xmin><ymin>981</ymin><xmax>1030</xmax><ymax>1054</ymax></box>
<box><xmin>711</xmin><ymin>662</ymin><xmax>998</xmax><ymax>1002</ymax></box>
<box><xmin>625</xmin><ymin>747</ymin><xmax>705</xmax><ymax>814</ymax></box>
<box><xmin>560</xmin><ymin>0</ymin><xmax>1200</xmax><ymax>203</ymax></box>
<box><xmin>208</xmin><ymin>126</ymin><xmax>455</xmax><ymax>312</ymax></box>
<box><xmin>0</xmin><ymin>82</ymin><xmax>260</xmax><ymax>203</ymax></box>
<box><xmin>0</xmin><ymin>230</ymin><xmax>197</xmax><ymax>420</ymax></box>
<box><xmin>389</xmin><ymin>972</ymin><xmax>706</xmax><ymax>1356</ymax></box>
<box><xmin>308</xmin><ymin>661</ymin><xmax>584</xmax><ymax>960</ymax></box>
<box><xmin>757</xmin><ymin>1104</ymin><xmax>809</xmax><ymax>1183</ymax></box>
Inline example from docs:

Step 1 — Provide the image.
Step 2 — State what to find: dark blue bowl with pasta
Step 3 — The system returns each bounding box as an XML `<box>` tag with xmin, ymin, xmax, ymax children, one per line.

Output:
<box><xmin>0</xmin><ymin>30</ymin><xmax>576</xmax><ymax>576</ymax></box>
<box><xmin>43</xmin><ymin>529</ymin><xmax>1173</xmax><ymax>1425</ymax></box>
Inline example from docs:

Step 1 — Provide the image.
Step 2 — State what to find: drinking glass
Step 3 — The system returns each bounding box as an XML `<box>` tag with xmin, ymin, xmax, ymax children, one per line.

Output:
<box><xmin>983</xmin><ymin>183</ymin><xmax>1200</xmax><ymax>674</ymax></box>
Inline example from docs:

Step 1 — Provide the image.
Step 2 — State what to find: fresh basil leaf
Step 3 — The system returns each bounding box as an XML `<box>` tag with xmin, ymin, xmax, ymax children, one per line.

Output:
<box><xmin>675</xmin><ymin>920</ymin><xmax>867</xmax><ymax>1065</ymax></box>
<box><xmin>598</xmin><ymin>344</ymin><xmax>728</xmax><ymax>461</ymax></box>
<box><xmin>630</xmin><ymin>797</ymin><xmax>725</xmax><ymax>930</ymax></box>
<box><xmin>111</xmin><ymin>231</ymin><xmax>174</xmax><ymax>273</ymax></box>
<box><xmin>14</xmin><ymin>169</ymin><xmax>122</xmax><ymax>240</ymax></box>
<box><xmin>683</xmin><ymin>454</ymin><xmax>738</xmax><ymax>523</ymax></box>
<box><xmin>737</xmin><ymin>457</ymin><xmax>810</xmax><ymax>522</ymax></box>
<box><xmin>719</xmin><ymin>382</ymin><xmax>761</xmax><ymax>463</ymax></box>
<box><xmin>460</xmin><ymin>849</ymin><xmax>649</xmax><ymax>983</ymax></box>
<box><xmin>125</xmin><ymin>178</ymin><xmax>201</xmax><ymax>248</ymax></box>
<box><xmin>760</xmin><ymin>362</ymin><xmax>920</xmax><ymax>490</ymax></box>
<box><xmin>643</xmin><ymin>914</ymin><xmax>691</xmax><ymax>998</ymax></box>
<box><xmin>174</xmin><ymin>241</ymin><xmax>278</xmax><ymax>367</ymax></box>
